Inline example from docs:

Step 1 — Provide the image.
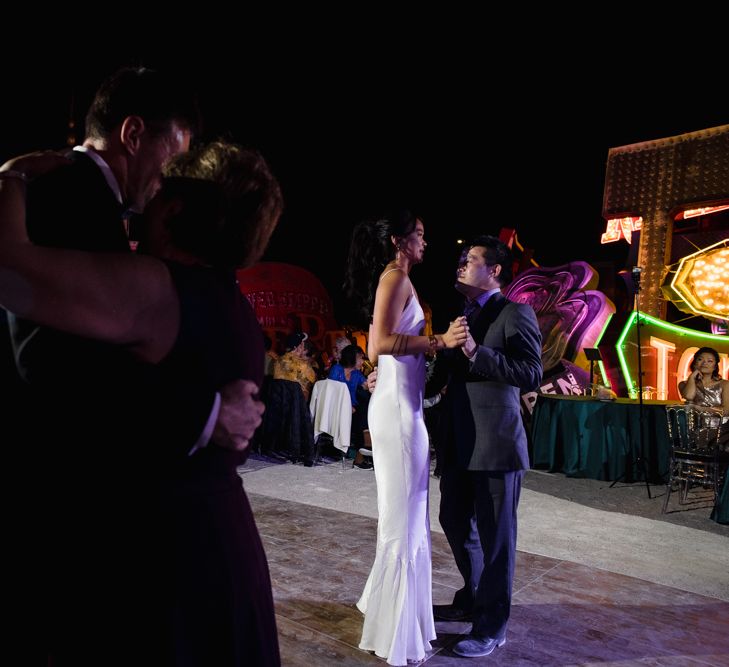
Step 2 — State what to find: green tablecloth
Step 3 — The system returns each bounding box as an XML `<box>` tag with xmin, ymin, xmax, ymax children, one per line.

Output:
<box><xmin>531</xmin><ymin>394</ymin><xmax>671</xmax><ymax>483</ymax></box>
<box><xmin>710</xmin><ymin>476</ymin><xmax>729</xmax><ymax>524</ymax></box>
<box><xmin>530</xmin><ymin>394</ymin><xmax>728</xmax><ymax>524</ymax></box>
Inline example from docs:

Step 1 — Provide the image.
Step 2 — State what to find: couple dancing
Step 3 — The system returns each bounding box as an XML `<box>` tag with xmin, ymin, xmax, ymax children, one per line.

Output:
<box><xmin>0</xmin><ymin>67</ymin><xmax>282</xmax><ymax>666</ymax></box>
<box><xmin>345</xmin><ymin>213</ymin><xmax>542</xmax><ymax>664</ymax></box>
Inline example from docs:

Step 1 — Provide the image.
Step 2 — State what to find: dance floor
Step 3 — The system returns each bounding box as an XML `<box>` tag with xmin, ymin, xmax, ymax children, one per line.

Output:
<box><xmin>248</xmin><ymin>483</ymin><xmax>729</xmax><ymax>666</ymax></box>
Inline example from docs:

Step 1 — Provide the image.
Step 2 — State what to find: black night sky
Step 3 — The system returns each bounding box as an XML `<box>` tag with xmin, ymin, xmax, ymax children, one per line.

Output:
<box><xmin>3</xmin><ymin>44</ymin><xmax>726</xmax><ymax>329</ymax></box>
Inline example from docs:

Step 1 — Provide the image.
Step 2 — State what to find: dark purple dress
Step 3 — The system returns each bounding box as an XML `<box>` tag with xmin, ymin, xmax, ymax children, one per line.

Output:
<box><xmin>162</xmin><ymin>263</ymin><xmax>279</xmax><ymax>667</ymax></box>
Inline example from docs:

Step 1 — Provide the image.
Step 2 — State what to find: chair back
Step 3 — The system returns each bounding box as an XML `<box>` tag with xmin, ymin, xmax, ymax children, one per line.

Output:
<box><xmin>260</xmin><ymin>379</ymin><xmax>315</xmax><ymax>463</ymax></box>
<box><xmin>663</xmin><ymin>404</ymin><xmax>727</xmax><ymax>513</ymax></box>
<box><xmin>665</xmin><ymin>404</ymin><xmax>723</xmax><ymax>453</ymax></box>
<box><xmin>309</xmin><ymin>379</ymin><xmax>352</xmax><ymax>454</ymax></box>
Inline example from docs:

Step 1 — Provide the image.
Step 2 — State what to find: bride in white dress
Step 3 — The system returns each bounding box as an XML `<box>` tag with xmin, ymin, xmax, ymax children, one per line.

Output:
<box><xmin>344</xmin><ymin>211</ymin><xmax>467</xmax><ymax>665</ymax></box>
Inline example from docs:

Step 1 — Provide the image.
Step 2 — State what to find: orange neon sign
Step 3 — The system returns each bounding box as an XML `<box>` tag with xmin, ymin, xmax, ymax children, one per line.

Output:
<box><xmin>600</xmin><ymin>216</ymin><xmax>643</xmax><ymax>244</ymax></box>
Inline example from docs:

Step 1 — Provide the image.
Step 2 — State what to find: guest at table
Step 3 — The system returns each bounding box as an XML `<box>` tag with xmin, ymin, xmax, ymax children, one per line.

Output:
<box><xmin>679</xmin><ymin>347</ymin><xmax>729</xmax><ymax>426</ymax></box>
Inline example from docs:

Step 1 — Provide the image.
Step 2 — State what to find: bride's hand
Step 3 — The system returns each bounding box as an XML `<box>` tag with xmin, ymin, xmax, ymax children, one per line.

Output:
<box><xmin>366</xmin><ymin>367</ymin><xmax>378</xmax><ymax>393</ymax></box>
<box><xmin>441</xmin><ymin>317</ymin><xmax>468</xmax><ymax>349</ymax></box>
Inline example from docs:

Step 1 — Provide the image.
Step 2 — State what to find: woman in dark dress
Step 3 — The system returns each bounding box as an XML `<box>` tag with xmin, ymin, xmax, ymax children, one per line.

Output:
<box><xmin>0</xmin><ymin>142</ymin><xmax>283</xmax><ymax>666</ymax></box>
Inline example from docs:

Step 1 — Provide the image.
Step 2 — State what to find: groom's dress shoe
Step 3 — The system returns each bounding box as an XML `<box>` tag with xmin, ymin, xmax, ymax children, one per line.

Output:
<box><xmin>432</xmin><ymin>604</ymin><xmax>472</xmax><ymax>622</ymax></box>
<box><xmin>452</xmin><ymin>635</ymin><xmax>506</xmax><ymax>658</ymax></box>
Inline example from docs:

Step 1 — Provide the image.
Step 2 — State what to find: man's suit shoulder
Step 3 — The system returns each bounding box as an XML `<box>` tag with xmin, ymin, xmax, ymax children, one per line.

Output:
<box><xmin>27</xmin><ymin>154</ymin><xmax>124</xmax><ymax>250</ymax></box>
<box><xmin>30</xmin><ymin>153</ymin><xmax>116</xmax><ymax>210</ymax></box>
<box><xmin>501</xmin><ymin>299</ymin><xmax>537</xmax><ymax>317</ymax></box>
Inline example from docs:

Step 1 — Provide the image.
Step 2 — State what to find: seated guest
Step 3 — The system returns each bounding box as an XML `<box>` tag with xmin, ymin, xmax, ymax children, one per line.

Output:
<box><xmin>679</xmin><ymin>347</ymin><xmax>729</xmax><ymax>422</ymax></box>
<box><xmin>273</xmin><ymin>332</ymin><xmax>317</xmax><ymax>402</ymax></box>
<box><xmin>329</xmin><ymin>344</ymin><xmax>372</xmax><ymax>469</ymax></box>
<box><xmin>679</xmin><ymin>347</ymin><xmax>729</xmax><ymax>452</ymax></box>
<box><xmin>328</xmin><ymin>344</ymin><xmax>367</xmax><ymax>403</ymax></box>
<box><xmin>323</xmin><ymin>335</ymin><xmax>351</xmax><ymax>374</ymax></box>
<box><xmin>263</xmin><ymin>332</ymin><xmax>316</xmax><ymax>463</ymax></box>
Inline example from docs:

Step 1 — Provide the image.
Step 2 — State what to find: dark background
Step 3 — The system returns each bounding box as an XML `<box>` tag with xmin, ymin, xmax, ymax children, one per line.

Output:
<box><xmin>3</xmin><ymin>47</ymin><xmax>726</xmax><ymax>329</ymax></box>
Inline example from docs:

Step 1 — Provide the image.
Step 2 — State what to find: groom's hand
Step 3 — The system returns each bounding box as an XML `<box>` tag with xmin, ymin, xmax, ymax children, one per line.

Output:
<box><xmin>462</xmin><ymin>331</ymin><xmax>478</xmax><ymax>359</ymax></box>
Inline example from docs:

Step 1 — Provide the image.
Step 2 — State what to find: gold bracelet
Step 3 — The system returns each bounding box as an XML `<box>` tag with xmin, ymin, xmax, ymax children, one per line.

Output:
<box><xmin>428</xmin><ymin>335</ymin><xmax>439</xmax><ymax>355</ymax></box>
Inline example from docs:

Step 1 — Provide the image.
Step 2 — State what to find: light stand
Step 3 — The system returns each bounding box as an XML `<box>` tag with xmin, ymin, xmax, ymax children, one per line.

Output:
<box><xmin>610</xmin><ymin>266</ymin><xmax>653</xmax><ymax>497</ymax></box>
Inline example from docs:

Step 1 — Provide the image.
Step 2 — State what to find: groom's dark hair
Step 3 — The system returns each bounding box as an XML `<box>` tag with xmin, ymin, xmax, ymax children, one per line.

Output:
<box><xmin>468</xmin><ymin>235</ymin><xmax>514</xmax><ymax>287</ymax></box>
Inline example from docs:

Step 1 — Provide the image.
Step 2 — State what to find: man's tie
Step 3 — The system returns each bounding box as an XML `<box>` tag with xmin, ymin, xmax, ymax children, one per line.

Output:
<box><xmin>463</xmin><ymin>300</ymin><xmax>481</xmax><ymax>327</ymax></box>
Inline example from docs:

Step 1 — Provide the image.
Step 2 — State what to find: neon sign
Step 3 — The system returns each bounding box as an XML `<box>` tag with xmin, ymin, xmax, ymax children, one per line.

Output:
<box><xmin>600</xmin><ymin>216</ymin><xmax>643</xmax><ymax>244</ymax></box>
<box><xmin>615</xmin><ymin>311</ymin><xmax>729</xmax><ymax>400</ymax></box>
<box><xmin>664</xmin><ymin>238</ymin><xmax>729</xmax><ymax>321</ymax></box>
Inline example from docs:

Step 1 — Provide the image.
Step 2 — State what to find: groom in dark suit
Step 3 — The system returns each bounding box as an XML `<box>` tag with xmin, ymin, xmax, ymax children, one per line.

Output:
<box><xmin>433</xmin><ymin>235</ymin><xmax>542</xmax><ymax>658</ymax></box>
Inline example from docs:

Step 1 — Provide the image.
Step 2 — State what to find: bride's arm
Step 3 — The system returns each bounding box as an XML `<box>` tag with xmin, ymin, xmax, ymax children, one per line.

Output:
<box><xmin>369</xmin><ymin>270</ymin><xmax>466</xmax><ymax>358</ymax></box>
<box><xmin>0</xmin><ymin>167</ymin><xmax>177</xmax><ymax>363</ymax></box>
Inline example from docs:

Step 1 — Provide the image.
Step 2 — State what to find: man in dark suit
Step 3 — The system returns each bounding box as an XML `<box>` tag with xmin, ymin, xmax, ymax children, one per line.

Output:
<box><xmin>433</xmin><ymin>235</ymin><xmax>542</xmax><ymax>658</ymax></box>
<box><xmin>5</xmin><ymin>67</ymin><xmax>263</xmax><ymax>665</ymax></box>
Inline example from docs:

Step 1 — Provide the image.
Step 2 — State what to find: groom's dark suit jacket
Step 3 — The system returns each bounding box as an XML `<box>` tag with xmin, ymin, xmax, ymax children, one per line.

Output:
<box><xmin>433</xmin><ymin>292</ymin><xmax>543</xmax><ymax>470</ymax></box>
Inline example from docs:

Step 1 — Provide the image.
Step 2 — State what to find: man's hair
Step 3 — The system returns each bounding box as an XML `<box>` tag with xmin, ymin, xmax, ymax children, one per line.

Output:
<box><xmin>340</xmin><ymin>344</ymin><xmax>362</xmax><ymax>368</ymax></box>
<box><xmin>85</xmin><ymin>67</ymin><xmax>201</xmax><ymax>141</ymax></box>
<box><xmin>162</xmin><ymin>141</ymin><xmax>284</xmax><ymax>269</ymax></box>
<box><xmin>467</xmin><ymin>235</ymin><xmax>514</xmax><ymax>287</ymax></box>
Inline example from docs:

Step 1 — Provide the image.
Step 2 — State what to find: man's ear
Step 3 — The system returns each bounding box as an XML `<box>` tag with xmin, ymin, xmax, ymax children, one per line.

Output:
<box><xmin>492</xmin><ymin>264</ymin><xmax>502</xmax><ymax>279</ymax></box>
<box><xmin>119</xmin><ymin>116</ymin><xmax>146</xmax><ymax>155</ymax></box>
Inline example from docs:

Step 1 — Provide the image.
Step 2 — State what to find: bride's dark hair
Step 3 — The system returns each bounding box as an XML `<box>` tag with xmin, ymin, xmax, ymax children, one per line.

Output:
<box><xmin>343</xmin><ymin>209</ymin><xmax>418</xmax><ymax>328</ymax></box>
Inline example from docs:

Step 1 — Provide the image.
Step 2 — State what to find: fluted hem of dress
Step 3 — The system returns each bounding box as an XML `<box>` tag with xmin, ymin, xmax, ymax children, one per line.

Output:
<box><xmin>356</xmin><ymin>537</ymin><xmax>436</xmax><ymax>667</ymax></box>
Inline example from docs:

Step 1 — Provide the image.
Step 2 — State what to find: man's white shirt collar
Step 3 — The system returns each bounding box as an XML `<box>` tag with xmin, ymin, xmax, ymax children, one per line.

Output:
<box><xmin>474</xmin><ymin>288</ymin><xmax>501</xmax><ymax>308</ymax></box>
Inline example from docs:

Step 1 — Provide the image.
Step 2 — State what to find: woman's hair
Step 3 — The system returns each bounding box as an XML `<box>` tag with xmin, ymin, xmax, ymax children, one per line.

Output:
<box><xmin>690</xmin><ymin>346</ymin><xmax>722</xmax><ymax>380</ymax></box>
<box><xmin>343</xmin><ymin>209</ymin><xmax>419</xmax><ymax>327</ymax></box>
<box><xmin>161</xmin><ymin>141</ymin><xmax>284</xmax><ymax>269</ymax></box>
<box><xmin>333</xmin><ymin>336</ymin><xmax>350</xmax><ymax>360</ymax></box>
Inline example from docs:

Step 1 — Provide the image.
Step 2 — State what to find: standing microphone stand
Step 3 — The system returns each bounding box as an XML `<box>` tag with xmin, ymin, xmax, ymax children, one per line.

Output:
<box><xmin>611</xmin><ymin>267</ymin><xmax>652</xmax><ymax>497</ymax></box>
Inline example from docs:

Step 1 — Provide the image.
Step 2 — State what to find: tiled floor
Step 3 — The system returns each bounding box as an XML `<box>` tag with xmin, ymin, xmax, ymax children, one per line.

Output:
<box><xmin>250</xmin><ymin>493</ymin><xmax>729</xmax><ymax>666</ymax></box>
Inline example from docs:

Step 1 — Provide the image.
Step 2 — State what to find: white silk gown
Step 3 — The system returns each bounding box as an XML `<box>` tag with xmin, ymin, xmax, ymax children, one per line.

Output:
<box><xmin>357</xmin><ymin>288</ymin><xmax>436</xmax><ymax>666</ymax></box>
